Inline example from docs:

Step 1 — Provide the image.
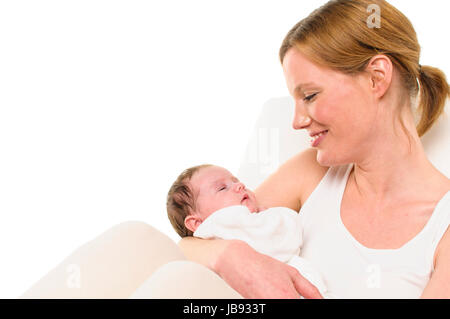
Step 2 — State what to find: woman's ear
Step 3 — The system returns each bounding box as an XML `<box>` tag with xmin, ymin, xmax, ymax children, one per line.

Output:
<box><xmin>365</xmin><ymin>54</ymin><xmax>393</xmax><ymax>98</ymax></box>
<box><xmin>184</xmin><ymin>214</ymin><xmax>202</xmax><ymax>233</ymax></box>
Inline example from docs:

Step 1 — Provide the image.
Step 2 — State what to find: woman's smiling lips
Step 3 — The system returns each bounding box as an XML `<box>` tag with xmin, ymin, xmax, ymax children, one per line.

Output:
<box><xmin>310</xmin><ymin>130</ymin><xmax>328</xmax><ymax>147</ymax></box>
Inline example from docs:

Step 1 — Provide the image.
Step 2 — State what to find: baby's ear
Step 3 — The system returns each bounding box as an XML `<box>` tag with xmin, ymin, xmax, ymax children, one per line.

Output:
<box><xmin>184</xmin><ymin>214</ymin><xmax>202</xmax><ymax>233</ymax></box>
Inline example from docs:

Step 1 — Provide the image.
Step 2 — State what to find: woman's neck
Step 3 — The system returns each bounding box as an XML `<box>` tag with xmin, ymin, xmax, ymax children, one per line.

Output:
<box><xmin>351</xmin><ymin>105</ymin><xmax>446</xmax><ymax>206</ymax></box>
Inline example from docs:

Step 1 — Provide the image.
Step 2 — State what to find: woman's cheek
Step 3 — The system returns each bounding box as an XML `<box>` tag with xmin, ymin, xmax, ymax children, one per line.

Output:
<box><xmin>313</xmin><ymin>99</ymin><xmax>333</xmax><ymax>124</ymax></box>
<box><xmin>308</xmin><ymin>103</ymin><xmax>321</xmax><ymax>122</ymax></box>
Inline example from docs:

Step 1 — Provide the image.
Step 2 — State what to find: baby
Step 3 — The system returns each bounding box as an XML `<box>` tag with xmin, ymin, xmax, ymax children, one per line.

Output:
<box><xmin>167</xmin><ymin>164</ymin><xmax>332</xmax><ymax>298</ymax></box>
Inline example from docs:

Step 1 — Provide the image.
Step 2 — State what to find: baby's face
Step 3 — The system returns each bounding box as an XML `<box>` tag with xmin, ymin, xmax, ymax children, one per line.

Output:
<box><xmin>189</xmin><ymin>166</ymin><xmax>259</xmax><ymax>220</ymax></box>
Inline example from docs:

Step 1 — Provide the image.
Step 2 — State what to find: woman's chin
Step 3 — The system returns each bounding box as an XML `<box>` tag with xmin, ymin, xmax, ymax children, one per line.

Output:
<box><xmin>316</xmin><ymin>149</ymin><xmax>337</xmax><ymax>167</ymax></box>
<box><xmin>316</xmin><ymin>149</ymin><xmax>330</xmax><ymax>166</ymax></box>
<box><xmin>317</xmin><ymin>149</ymin><xmax>351</xmax><ymax>168</ymax></box>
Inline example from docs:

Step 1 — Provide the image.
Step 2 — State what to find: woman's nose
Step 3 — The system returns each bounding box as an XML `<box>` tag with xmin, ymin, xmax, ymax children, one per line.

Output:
<box><xmin>292</xmin><ymin>102</ymin><xmax>312</xmax><ymax>130</ymax></box>
<box><xmin>293</xmin><ymin>115</ymin><xmax>312</xmax><ymax>130</ymax></box>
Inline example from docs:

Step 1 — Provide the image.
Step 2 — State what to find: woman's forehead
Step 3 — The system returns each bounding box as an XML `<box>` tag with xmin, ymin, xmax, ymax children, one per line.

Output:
<box><xmin>282</xmin><ymin>48</ymin><xmax>341</xmax><ymax>93</ymax></box>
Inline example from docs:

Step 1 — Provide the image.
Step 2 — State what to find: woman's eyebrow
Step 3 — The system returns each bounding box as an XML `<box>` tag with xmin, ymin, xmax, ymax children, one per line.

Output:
<box><xmin>294</xmin><ymin>82</ymin><xmax>317</xmax><ymax>95</ymax></box>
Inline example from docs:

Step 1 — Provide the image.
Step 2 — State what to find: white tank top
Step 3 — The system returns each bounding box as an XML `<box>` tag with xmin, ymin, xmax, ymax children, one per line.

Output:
<box><xmin>299</xmin><ymin>164</ymin><xmax>450</xmax><ymax>299</ymax></box>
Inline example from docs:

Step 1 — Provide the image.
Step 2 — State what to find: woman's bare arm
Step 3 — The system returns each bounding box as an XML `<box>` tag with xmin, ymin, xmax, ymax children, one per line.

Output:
<box><xmin>178</xmin><ymin>236</ymin><xmax>322</xmax><ymax>298</ymax></box>
<box><xmin>421</xmin><ymin>227</ymin><xmax>450</xmax><ymax>298</ymax></box>
<box><xmin>255</xmin><ymin>148</ymin><xmax>328</xmax><ymax>211</ymax></box>
<box><xmin>178</xmin><ymin>236</ymin><xmax>241</xmax><ymax>270</ymax></box>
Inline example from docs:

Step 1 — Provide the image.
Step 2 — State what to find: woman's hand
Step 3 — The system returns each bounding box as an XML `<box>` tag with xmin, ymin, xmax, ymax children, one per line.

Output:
<box><xmin>213</xmin><ymin>240</ymin><xmax>323</xmax><ymax>299</ymax></box>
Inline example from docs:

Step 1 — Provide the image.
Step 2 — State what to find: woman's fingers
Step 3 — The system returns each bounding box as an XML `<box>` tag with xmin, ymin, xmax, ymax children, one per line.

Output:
<box><xmin>291</xmin><ymin>271</ymin><xmax>323</xmax><ymax>299</ymax></box>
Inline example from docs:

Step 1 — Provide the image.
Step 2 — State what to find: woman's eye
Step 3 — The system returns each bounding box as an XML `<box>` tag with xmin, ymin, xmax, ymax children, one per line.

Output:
<box><xmin>304</xmin><ymin>93</ymin><xmax>317</xmax><ymax>102</ymax></box>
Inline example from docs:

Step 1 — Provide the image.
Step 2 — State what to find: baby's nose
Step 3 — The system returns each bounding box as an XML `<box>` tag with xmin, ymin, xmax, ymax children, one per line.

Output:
<box><xmin>233</xmin><ymin>182</ymin><xmax>245</xmax><ymax>192</ymax></box>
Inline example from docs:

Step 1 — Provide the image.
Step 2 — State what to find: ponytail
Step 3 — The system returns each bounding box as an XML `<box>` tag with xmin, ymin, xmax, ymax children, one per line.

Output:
<box><xmin>416</xmin><ymin>65</ymin><xmax>450</xmax><ymax>137</ymax></box>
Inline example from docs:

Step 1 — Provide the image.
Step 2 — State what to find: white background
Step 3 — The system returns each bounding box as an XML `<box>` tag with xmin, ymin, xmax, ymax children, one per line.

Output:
<box><xmin>0</xmin><ymin>0</ymin><xmax>448</xmax><ymax>298</ymax></box>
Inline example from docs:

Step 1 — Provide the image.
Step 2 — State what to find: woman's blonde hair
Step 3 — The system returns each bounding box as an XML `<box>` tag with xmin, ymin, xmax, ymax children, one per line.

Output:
<box><xmin>279</xmin><ymin>0</ymin><xmax>449</xmax><ymax>137</ymax></box>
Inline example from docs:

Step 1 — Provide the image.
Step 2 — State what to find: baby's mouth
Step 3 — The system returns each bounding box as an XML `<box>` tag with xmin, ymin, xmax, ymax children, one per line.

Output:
<box><xmin>241</xmin><ymin>194</ymin><xmax>249</xmax><ymax>203</ymax></box>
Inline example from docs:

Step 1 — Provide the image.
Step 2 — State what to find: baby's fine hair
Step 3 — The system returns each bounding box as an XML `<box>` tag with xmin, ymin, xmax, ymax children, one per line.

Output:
<box><xmin>167</xmin><ymin>164</ymin><xmax>212</xmax><ymax>237</ymax></box>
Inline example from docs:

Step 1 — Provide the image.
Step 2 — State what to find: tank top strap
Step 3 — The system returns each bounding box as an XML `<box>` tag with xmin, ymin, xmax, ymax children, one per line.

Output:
<box><xmin>320</xmin><ymin>163</ymin><xmax>353</xmax><ymax>190</ymax></box>
<box><xmin>299</xmin><ymin>163</ymin><xmax>353</xmax><ymax>226</ymax></box>
<box><xmin>428</xmin><ymin>191</ymin><xmax>450</xmax><ymax>271</ymax></box>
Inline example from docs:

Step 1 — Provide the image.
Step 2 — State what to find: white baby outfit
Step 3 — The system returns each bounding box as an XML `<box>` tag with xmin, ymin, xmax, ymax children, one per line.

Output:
<box><xmin>193</xmin><ymin>205</ymin><xmax>332</xmax><ymax>298</ymax></box>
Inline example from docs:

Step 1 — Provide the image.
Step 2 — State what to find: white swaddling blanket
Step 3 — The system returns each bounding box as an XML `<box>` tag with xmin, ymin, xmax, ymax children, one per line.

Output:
<box><xmin>193</xmin><ymin>205</ymin><xmax>331</xmax><ymax>297</ymax></box>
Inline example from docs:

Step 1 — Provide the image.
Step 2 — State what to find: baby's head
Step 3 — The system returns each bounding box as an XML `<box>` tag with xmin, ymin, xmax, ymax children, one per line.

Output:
<box><xmin>167</xmin><ymin>164</ymin><xmax>259</xmax><ymax>237</ymax></box>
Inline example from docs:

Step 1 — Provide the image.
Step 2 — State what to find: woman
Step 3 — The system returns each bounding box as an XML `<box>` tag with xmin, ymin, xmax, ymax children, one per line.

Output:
<box><xmin>21</xmin><ymin>0</ymin><xmax>449</xmax><ymax>299</ymax></box>
<box><xmin>178</xmin><ymin>0</ymin><xmax>450</xmax><ymax>298</ymax></box>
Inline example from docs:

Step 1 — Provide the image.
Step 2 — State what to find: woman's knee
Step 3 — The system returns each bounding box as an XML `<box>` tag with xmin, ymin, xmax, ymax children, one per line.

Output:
<box><xmin>108</xmin><ymin>220</ymin><xmax>170</xmax><ymax>241</ymax></box>
<box><xmin>100</xmin><ymin>220</ymin><xmax>185</xmax><ymax>259</ymax></box>
<box><xmin>20</xmin><ymin>221</ymin><xmax>186</xmax><ymax>298</ymax></box>
<box><xmin>91</xmin><ymin>221</ymin><xmax>187</xmax><ymax>277</ymax></box>
<box><xmin>130</xmin><ymin>260</ymin><xmax>243</xmax><ymax>299</ymax></box>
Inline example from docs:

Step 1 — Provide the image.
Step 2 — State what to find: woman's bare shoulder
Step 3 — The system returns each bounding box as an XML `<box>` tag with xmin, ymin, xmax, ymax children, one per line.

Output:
<box><xmin>284</xmin><ymin>148</ymin><xmax>330</xmax><ymax>206</ymax></box>
<box><xmin>254</xmin><ymin>148</ymin><xmax>329</xmax><ymax>211</ymax></box>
